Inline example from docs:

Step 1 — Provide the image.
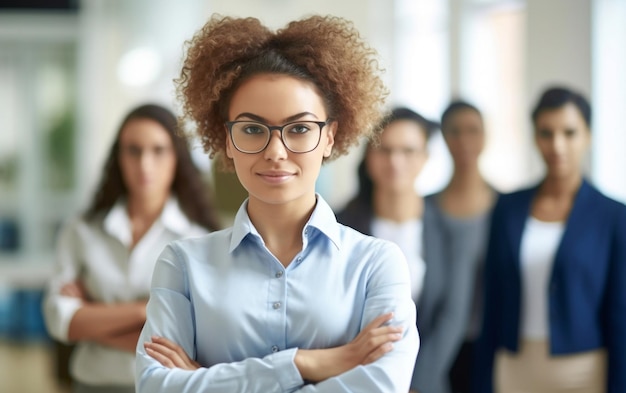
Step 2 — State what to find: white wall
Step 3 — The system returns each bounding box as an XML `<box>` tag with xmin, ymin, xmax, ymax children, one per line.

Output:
<box><xmin>592</xmin><ymin>0</ymin><xmax>626</xmax><ymax>203</ymax></box>
<box><xmin>76</xmin><ymin>0</ymin><xmax>207</xmax><ymax>206</ymax></box>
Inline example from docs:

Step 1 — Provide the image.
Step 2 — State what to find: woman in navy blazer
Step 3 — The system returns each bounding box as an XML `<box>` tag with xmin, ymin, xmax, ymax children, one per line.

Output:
<box><xmin>473</xmin><ymin>87</ymin><xmax>626</xmax><ymax>393</ymax></box>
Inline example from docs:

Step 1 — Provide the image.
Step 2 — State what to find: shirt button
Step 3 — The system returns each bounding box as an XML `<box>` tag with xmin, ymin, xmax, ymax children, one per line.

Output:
<box><xmin>296</xmin><ymin>257</ymin><xmax>302</xmax><ymax>263</ymax></box>
<box><xmin>304</xmin><ymin>228</ymin><xmax>308</xmax><ymax>236</ymax></box>
<box><xmin>275</xmin><ymin>271</ymin><xmax>283</xmax><ymax>278</ymax></box>
<box><xmin>271</xmin><ymin>345</ymin><xmax>279</xmax><ymax>353</ymax></box>
<box><xmin>273</xmin><ymin>302</ymin><xmax>281</xmax><ymax>309</ymax></box>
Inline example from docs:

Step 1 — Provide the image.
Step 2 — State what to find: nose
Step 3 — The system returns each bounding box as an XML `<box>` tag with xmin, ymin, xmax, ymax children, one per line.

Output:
<box><xmin>139</xmin><ymin>151</ymin><xmax>153</xmax><ymax>172</ymax></box>
<box><xmin>385</xmin><ymin>149</ymin><xmax>410</xmax><ymax>169</ymax></box>
<box><xmin>263</xmin><ymin>130</ymin><xmax>288</xmax><ymax>161</ymax></box>
<box><xmin>551</xmin><ymin>134</ymin><xmax>566</xmax><ymax>155</ymax></box>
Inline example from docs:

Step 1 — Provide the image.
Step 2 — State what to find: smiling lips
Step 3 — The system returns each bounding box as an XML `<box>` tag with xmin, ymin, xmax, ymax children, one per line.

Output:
<box><xmin>257</xmin><ymin>170</ymin><xmax>295</xmax><ymax>184</ymax></box>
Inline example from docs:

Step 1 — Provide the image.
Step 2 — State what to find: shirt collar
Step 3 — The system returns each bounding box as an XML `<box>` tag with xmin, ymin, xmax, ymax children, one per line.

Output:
<box><xmin>103</xmin><ymin>197</ymin><xmax>193</xmax><ymax>246</ymax></box>
<box><xmin>229</xmin><ymin>193</ymin><xmax>341</xmax><ymax>253</ymax></box>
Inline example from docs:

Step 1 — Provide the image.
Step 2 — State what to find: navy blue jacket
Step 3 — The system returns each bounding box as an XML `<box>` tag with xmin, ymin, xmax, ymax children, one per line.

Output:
<box><xmin>472</xmin><ymin>179</ymin><xmax>626</xmax><ymax>393</ymax></box>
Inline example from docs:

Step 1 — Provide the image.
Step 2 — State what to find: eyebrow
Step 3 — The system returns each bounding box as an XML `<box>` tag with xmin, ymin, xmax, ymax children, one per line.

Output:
<box><xmin>233</xmin><ymin>112</ymin><xmax>320</xmax><ymax>123</ymax></box>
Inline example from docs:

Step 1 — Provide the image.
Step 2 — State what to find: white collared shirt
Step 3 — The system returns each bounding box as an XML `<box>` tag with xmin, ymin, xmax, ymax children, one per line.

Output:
<box><xmin>43</xmin><ymin>197</ymin><xmax>207</xmax><ymax>385</ymax></box>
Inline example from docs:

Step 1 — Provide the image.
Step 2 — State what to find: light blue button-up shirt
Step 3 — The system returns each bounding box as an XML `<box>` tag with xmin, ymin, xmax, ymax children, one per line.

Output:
<box><xmin>136</xmin><ymin>195</ymin><xmax>419</xmax><ymax>392</ymax></box>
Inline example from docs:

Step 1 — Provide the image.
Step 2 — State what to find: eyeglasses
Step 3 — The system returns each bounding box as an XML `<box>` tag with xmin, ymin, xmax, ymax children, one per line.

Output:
<box><xmin>370</xmin><ymin>146</ymin><xmax>425</xmax><ymax>158</ymax></box>
<box><xmin>225</xmin><ymin>120</ymin><xmax>329</xmax><ymax>154</ymax></box>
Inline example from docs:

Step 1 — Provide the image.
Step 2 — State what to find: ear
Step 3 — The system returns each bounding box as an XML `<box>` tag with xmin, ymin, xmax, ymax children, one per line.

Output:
<box><xmin>322</xmin><ymin>121</ymin><xmax>337</xmax><ymax>158</ymax></box>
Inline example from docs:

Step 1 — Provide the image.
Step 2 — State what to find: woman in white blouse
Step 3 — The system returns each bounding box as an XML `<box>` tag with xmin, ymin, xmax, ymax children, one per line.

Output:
<box><xmin>43</xmin><ymin>104</ymin><xmax>221</xmax><ymax>393</ymax></box>
<box><xmin>336</xmin><ymin>107</ymin><xmax>439</xmax><ymax>304</ymax></box>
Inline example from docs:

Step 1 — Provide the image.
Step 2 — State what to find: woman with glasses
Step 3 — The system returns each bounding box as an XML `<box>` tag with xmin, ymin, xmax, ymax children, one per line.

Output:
<box><xmin>336</xmin><ymin>107</ymin><xmax>438</xmax><ymax>305</ymax></box>
<box><xmin>473</xmin><ymin>86</ymin><xmax>626</xmax><ymax>393</ymax></box>
<box><xmin>134</xmin><ymin>15</ymin><xmax>419</xmax><ymax>393</ymax></box>
<box><xmin>43</xmin><ymin>104</ymin><xmax>221</xmax><ymax>393</ymax></box>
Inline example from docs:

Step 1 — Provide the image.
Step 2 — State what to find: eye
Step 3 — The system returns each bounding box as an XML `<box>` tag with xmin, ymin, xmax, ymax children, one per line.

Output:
<box><xmin>402</xmin><ymin>148</ymin><xmax>419</xmax><ymax>156</ymax></box>
<box><xmin>153</xmin><ymin>146</ymin><xmax>169</xmax><ymax>156</ymax></box>
<box><xmin>124</xmin><ymin>145</ymin><xmax>142</xmax><ymax>157</ymax></box>
<box><xmin>286</xmin><ymin>123</ymin><xmax>312</xmax><ymax>134</ymax></box>
<box><xmin>564</xmin><ymin>128</ymin><xmax>577</xmax><ymax>138</ymax></box>
<box><xmin>537</xmin><ymin>129</ymin><xmax>552</xmax><ymax>139</ymax></box>
<box><xmin>241</xmin><ymin>123</ymin><xmax>266</xmax><ymax>135</ymax></box>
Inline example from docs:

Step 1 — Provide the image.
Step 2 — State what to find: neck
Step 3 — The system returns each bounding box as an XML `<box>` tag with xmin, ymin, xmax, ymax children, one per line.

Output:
<box><xmin>539</xmin><ymin>173</ymin><xmax>582</xmax><ymax>198</ymax></box>
<box><xmin>446</xmin><ymin>162</ymin><xmax>485</xmax><ymax>192</ymax></box>
<box><xmin>373</xmin><ymin>189</ymin><xmax>422</xmax><ymax>222</ymax></box>
<box><xmin>246</xmin><ymin>194</ymin><xmax>317</xmax><ymax>266</ymax></box>
<box><xmin>126</xmin><ymin>192</ymin><xmax>169</xmax><ymax>249</ymax></box>
<box><xmin>127</xmin><ymin>193</ymin><xmax>168</xmax><ymax>221</ymax></box>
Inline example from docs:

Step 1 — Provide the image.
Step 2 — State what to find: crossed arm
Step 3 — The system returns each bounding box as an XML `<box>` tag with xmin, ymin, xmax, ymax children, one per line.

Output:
<box><xmin>135</xmin><ymin>243</ymin><xmax>419</xmax><ymax>392</ymax></box>
<box><xmin>144</xmin><ymin>312</ymin><xmax>403</xmax><ymax>382</ymax></box>
<box><xmin>61</xmin><ymin>281</ymin><xmax>147</xmax><ymax>352</ymax></box>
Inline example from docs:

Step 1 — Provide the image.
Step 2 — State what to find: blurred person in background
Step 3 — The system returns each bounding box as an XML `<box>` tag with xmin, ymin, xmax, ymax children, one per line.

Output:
<box><xmin>336</xmin><ymin>107</ymin><xmax>439</xmax><ymax>305</ymax></box>
<box><xmin>43</xmin><ymin>103</ymin><xmax>221</xmax><ymax>393</ymax></box>
<box><xmin>411</xmin><ymin>100</ymin><xmax>496</xmax><ymax>393</ymax></box>
<box><xmin>473</xmin><ymin>86</ymin><xmax>626</xmax><ymax>393</ymax></box>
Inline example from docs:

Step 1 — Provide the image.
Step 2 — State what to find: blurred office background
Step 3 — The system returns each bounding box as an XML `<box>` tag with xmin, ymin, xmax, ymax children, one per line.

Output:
<box><xmin>0</xmin><ymin>0</ymin><xmax>625</xmax><ymax>392</ymax></box>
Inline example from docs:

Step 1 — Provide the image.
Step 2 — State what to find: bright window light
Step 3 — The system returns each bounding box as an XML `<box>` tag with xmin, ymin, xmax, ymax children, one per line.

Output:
<box><xmin>117</xmin><ymin>47</ymin><xmax>161</xmax><ymax>87</ymax></box>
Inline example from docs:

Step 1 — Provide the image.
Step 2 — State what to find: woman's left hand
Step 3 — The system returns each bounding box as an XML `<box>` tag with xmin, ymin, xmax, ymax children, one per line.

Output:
<box><xmin>144</xmin><ymin>336</ymin><xmax>201</xmax><ymax>370</ymax></box>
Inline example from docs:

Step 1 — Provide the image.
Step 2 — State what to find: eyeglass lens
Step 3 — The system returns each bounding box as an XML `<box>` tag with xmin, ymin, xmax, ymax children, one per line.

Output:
<box><xmin>230</xmin><ymin>121</ymin><xmax>323</xmax><ymax>153</ymax></box>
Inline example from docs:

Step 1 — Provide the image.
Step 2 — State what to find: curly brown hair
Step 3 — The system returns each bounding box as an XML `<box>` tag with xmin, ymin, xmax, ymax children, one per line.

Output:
<box><xmin>85</xmin><ymin>104</ymin><xmax>221</xmax><ymax>232</ymax></box>
<box><xmin>176</xmin><ymin>14</ymin><xmax>388</xmax><ymax>170</ymax></box>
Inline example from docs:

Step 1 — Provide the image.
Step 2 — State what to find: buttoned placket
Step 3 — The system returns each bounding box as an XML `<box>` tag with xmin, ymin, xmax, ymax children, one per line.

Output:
<box><xmin>267</xmin><ymin>258</ymin><xmax>288</xmax><ymax>354</ymax></box>
<box><xmin>265</xmin><ymin>225</ymin><xmax>313</xmax><ymax>354</ymax></box>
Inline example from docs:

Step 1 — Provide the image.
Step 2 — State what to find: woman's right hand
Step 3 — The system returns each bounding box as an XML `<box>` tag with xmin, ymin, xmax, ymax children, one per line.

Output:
<box><xmin>294</xmin><ymin>312</ymin><xmax>403</xmax><ymax>382</ymax></box>
<box><xmin>60</xmin><ymin>280</ymin><xmax>90</xmax><ymax>302</ymax></box>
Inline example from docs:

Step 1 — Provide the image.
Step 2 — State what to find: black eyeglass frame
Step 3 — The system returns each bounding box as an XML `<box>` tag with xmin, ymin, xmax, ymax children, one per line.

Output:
<box><xmin>225</xmin><ymin>120</ymin><xmax>330</xmax><ymax>154</ymax></box>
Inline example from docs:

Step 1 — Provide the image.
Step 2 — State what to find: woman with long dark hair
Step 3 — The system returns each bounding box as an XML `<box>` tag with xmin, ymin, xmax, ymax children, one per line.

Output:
<box><xmin>44</xmin><ymin>103</ymin><xmax>220</xmax><ymax>393</ymax></box>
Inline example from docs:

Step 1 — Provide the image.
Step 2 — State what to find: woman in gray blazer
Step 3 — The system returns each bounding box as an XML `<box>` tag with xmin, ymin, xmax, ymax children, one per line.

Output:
<box><xmin>412</xmin><ymin>101</ymin><xmax>496</xmax><ymax>393</ymax></box>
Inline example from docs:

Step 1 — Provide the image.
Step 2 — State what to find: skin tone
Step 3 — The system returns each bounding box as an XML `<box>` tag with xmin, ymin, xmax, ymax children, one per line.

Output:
<box><xmin>439</xmin><ymin>108</ymin><xmax>495</xmax><ymax>218</ymax></box>
<box><xmin>144</xmin><ymin>73</ymin><xmax>403</xmax><ymax>382</ymax></box>
<box><xmin>366</xmin><ymin>119</ymin><xmax>429</xmax><ymax>222</ymax></box>
<box><xmin>63</xmin><ymin>118</ymin><xmax>177</xmax><ymax>352</ymax></box>
<box><xmin>531</xmin><ymin>102</ymin><xmax>591</xmax><ymax>222</ymax></box>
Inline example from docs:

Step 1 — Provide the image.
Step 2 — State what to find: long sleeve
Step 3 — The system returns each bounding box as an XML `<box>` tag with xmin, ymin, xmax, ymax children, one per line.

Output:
<box><xmin>412</xmin><ymin>246</ymin><xmax>474</xmax><ymax>393</ymax></box>
<box><xmin>135</xmin><ymin>246</ymin><xmax>305</xmax><ymax>392</ymax></box>
<box><xmin>136</xmin><ymin>233</ymin><xmax>419</xmax><ymax>393</ymax></box>
<box><xmin>42</xmin><ymin>219</ymin><xmax>83</xmax><ymax>342</ymax></box>
<box><xmin>606</xmin><ymin>205</ymin><xmax>626</xmax><ymax>393</ymax></box>
<box><xmin>471</xmin><ymin>200</ymin><xmax>505</xmax><ymax>393</ymax></box>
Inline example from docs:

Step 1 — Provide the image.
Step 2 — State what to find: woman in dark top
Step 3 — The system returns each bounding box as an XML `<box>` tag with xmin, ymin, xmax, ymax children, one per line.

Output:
<box><xmin>473</xmin><ymin>86</ymin><xmax>626</xmax><ymax>393</ymax></box>
<box><xmin>336</xmin><ymin>107</ymin><xmax>438</xmax><ymax>304</ymax></box>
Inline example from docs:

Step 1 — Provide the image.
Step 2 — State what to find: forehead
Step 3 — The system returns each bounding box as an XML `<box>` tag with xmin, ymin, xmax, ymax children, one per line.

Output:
<box><xmin>447</xmin><ymin>108</ymin><xmax>481</xmax><ymax>124</ymax></box>
<box><xmin>534</xmin><ymin>103</ymin><xmax>587</xmax><ymax>128</ymax></box>
<box><xmin>228</xmin><ymin>73</ymin><xmax>327</xmax><ymax>122</ymax></box>
<box><xmin>119</xmin><ymin>118</ymin><xmax>171</xmax><ymax>145</ymax></box>
<box><xmin>378</xmin><ymin>120</ymin><xmax>428</xmax><ymax>146</ymax></box>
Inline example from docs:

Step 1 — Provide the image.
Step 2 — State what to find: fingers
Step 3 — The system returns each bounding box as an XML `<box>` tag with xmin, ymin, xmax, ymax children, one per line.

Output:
<box><xmin>145</xmin><ymin>344</ymin><xmax>176</xmax><ymax>368</ymax></box>
<box><xmin>144</xmin><ymin>336</ymin><xmax>199</xmax><ymax>370</ymax></box>
<box><xmin>362</xmin><ymin>312</ymin><xmax>394</xmax><ymax>331</ymax></box>
<box><xmin>355</xmin><ymin>324</ymin><xmax>403</xmax><ymax>346</ymax></box>
<box><xmin>362</xmin><ymin>330</ymin><xmax>402</xmax><ymax>350</ymax></box>
<box><xmin>60</xmin><ymin>283</ymin><xmax>81</xmax><ymax>297</ymax></box>
<box><xmin>350</xmin><ymin>313</ymin><xmax>404</xmax><ymax>365</ymax></box>
<box><xmin>362</xmin><ymin>342</ymin><xmax>394</xmax><ymax>364</ymax></box>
